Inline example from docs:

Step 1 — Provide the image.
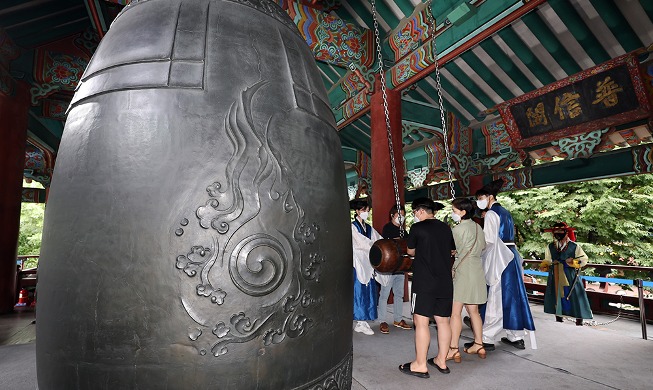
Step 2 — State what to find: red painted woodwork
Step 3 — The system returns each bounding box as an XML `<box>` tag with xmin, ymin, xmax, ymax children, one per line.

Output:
<box><xmin>0</xmin><ymin>82</ymin><xmax>30</xmax><ymax>314</ymax></box>
<box><xmin>370</xmin><ymin>74</ymin><xmax>405</xmax><ymax>235</ymax></box>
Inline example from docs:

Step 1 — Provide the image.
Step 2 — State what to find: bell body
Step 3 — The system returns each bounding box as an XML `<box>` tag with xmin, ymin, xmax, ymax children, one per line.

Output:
<box><xmin>36</xmin><ymin>0</ymin><xmax>353</xmax><ymax>388</ymax></box>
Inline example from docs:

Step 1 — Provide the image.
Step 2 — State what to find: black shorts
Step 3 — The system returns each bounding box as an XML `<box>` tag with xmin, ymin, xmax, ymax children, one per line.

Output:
<box><xmin>411</xmin><ymin>292</ymin><xmax>452</xmax><ymax>317</ymax></box>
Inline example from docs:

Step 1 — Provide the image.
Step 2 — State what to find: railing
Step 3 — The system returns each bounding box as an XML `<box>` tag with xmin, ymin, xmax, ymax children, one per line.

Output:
<box><xmin>523</xmin><ymin>260</ymin><xmax>652</xmax><ymax>340</ymax></box>
<box><xmin>15</xmin><ymin>255</ymin><xmax>39</xmax><ymax>307</ymax></box>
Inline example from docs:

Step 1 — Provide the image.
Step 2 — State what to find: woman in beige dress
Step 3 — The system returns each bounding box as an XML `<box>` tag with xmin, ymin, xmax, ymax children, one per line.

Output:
<box><xmin>447</xmin><ymin>198</ymin><xmax>487</xmax><ymax>362</ymax></box>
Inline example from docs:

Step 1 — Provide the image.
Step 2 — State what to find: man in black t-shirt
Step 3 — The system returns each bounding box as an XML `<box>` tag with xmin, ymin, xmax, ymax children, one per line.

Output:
<box><xmin>398</xmin><ymin>198</ymin><xmax>455</xmax><ymax>379</ymax></box>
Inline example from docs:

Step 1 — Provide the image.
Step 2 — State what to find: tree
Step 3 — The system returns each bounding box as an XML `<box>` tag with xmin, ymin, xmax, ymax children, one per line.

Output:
<box><xmin>502</xmin><ymin>174</ymin><xmax>653</xmax><ymax>272</ymax></box>
<box><xmin>17</xmin><ymin>202</ymin><xmax>45</xmax><ymax>269</ymax></box>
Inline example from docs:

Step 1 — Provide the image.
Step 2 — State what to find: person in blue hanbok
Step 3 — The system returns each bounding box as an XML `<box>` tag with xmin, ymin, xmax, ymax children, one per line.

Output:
<box><xmin>540</xmin><ymin>222</ymin><xmax>592</xmax><ymax>326</ymax></box>
<box><xmin>466</xmin><ymin>179</ymin><xmax>536</xmax><ymax>351</ymax></box>
<box><xmin>350</xmin><ymin>199</ymin><xmax>389</xmax><ymax>335</ymax></box>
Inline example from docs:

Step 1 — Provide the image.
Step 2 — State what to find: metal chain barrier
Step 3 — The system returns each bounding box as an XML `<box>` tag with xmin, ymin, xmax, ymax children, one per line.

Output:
<box><xmin>573</xmin><ymin>294</ymin><xmax>623</xmax><ymax>326</ymax></box>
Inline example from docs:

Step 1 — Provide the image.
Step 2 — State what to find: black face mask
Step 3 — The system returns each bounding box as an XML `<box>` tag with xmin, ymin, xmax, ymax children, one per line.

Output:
<box><xmin>554</xmin><ymin>233</ymin><xmax>566</xmax><ymax>241</ymax></box>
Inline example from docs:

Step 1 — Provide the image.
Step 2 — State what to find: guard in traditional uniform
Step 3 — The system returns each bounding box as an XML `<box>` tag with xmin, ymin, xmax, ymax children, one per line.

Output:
<box><xmin>540</xmin><ymin>222</ymin><xmax>593</xmax><ymax>325</ymax></box>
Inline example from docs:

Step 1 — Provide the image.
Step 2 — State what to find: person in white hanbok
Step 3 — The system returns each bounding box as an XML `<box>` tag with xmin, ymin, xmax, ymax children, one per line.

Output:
<box><xmin>350</xmin><ymin>199</ymin><xmax>389</xmax><ymax>336</ymax></box>
<box><xmin>466</xmin><ymin>180</ymin><xmax>536</xmax><ymax>352</ymax></box>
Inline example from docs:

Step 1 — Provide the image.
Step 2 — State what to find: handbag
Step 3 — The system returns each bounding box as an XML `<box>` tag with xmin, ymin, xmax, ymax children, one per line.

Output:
<box><xmin>452</xmin><ymin>225</ymin><xmax>478</xmax><ymax>280</ymax></box>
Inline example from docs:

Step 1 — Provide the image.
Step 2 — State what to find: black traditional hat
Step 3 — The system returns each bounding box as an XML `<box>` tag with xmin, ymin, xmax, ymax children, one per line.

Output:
<box><xmin>349</xmin><ymin>198</ymin><xmax>370</xmax><ymax>210</ymax></box>
<box><xmin>476</xmin><ymin>178</ymin><xmax>505</xmax><ymax>197</ymax></box>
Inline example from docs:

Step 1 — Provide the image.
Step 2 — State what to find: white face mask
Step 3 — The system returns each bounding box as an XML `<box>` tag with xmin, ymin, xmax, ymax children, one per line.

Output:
<box><xmin>476</xmin><ymin>199</ymin><xmax>488</xmax><ymax>210</ymax></box>
<box><xmin>413</xmin><ymin>213</ymin><xmax>420</xmax><ymax>223</ymax></box>
<box><xmin>393</xmin><ymin>215</ymin><xmax>405</xmax><ymax>225</ymax></box>
<box><xmin>359</xmin><ymin>211</ymin><xmax>369</xmax><ymax>221</ymax></box>
<box><xmin>451</xmin><ymin>212</ymin><xmax>462</xmax><ymax>223</ymax></box>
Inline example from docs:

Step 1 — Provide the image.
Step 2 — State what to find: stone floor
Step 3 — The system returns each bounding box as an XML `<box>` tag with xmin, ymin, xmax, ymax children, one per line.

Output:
<box><xmin>1</xmin><ymin>303</ymin><xmax>651</xmax><ymax>389</ymax></box>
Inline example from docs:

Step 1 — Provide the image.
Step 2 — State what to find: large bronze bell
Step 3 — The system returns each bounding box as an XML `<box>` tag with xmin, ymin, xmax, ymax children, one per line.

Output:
<box><xmin>36</xmin><ymin>1</ymin><xmax>353</xmax><ymax>388</ymax></box>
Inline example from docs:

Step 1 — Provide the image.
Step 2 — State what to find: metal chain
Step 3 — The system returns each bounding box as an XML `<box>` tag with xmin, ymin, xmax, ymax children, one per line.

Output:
<box><xmin>573</xmin><ymin>294</ymin><xmax>623</xmax><ymax>327</ymax></box>
<box><xmin>426</xmin><ymin>0</ymin><xmax>455</xmax><ymax>200</ymax></box>
<box><xmin>370</xmin><ymin>0</ymin><xmax>404</xmax><ymax>237</ymax></box>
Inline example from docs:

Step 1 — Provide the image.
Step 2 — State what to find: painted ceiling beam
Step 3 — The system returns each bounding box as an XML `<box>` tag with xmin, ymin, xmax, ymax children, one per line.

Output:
<box><xmin>341</xmin><ymin>0</ymin><xmax>375</xmax><ymax>31</ymax></box>
<box><xmin>478</xmin><ymin>37</ymin><xmax>537</xmax><ymax>93</ymax></box>
<box><xmin>548</xmin><ymin>0</ymin><xmax>610</xmax><ymax>65</ymax></box>
<box><xmin>391</xmin><ymin>0</ymin><xmax>413</xmax><ymax>18</ymax></box>
<box><xmin>337</xmin><ymin>0</ymin><xmax>547</xmax><ymax>130</ymax></box>
<box><xmin>641</xmin><ymin>0</ymin><xmax>653</xmax><ymax>23</ymax></box>
<box><xmin>591</xmin><ymin>0</ymin><xmax>644</xmax><ymax>53</ymax></box>
<box><xmin>496</xmin><ymin>26</ymin><xmax>556</xmax><ymax>86</ymax></box>
<box><xmin>521</xmin><ymin>11</ymin><xmax>581</xmax><ymax>76</ymax></box>
<box><xmin>462</xmin><ymin>51</ymin><xmax>516</xmax><ymax>102</ymax></box>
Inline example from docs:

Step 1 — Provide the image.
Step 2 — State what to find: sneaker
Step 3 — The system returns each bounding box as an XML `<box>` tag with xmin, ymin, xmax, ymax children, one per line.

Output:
<box><xmin>380</xmin><ymin>322</ymin><xmax>390</xmax><ymax>334</ymax></box>
<box><xmin>393</xmin><ymin>320</ymin><xmax>412</xmax><ymax>330</ymax></box>
<box><xmin>354</xmin><ymin>321</ymin><xmax>374</xmax><ymax>335</ymax></box>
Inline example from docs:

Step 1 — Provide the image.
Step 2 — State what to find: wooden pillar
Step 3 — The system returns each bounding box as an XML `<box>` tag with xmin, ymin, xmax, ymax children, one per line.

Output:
<box><xmin>0</xmin><ymin>82</ymin><xmax>30</xmax><ymax>313</ymax></box>
<box><xmin>370</xmin><ymin>74</ymin><xmax>405</xmax><ymax>234</ymax></box>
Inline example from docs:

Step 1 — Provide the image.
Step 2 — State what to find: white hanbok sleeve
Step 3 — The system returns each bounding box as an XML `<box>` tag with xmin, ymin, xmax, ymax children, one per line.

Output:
<box><xmin>481</xmin><ymin>210</ymin><xmax>514</xmax><ymax>286</ymax></box>
<box><xmin>370</xmin><ymin>227</ymin><xmax>391</xmax><ymax>286</ymax></box>
<box><xmin>351</xmin><ymin>224</ymin><xmax>376</xmax><ymax>285</ymax></box>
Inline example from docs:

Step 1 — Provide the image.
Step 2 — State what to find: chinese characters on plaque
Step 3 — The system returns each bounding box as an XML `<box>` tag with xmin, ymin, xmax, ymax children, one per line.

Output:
<box><xmin>510</xmin><ymin>64</ymin><xmax>639</xmax><ymax>139</ymax></box>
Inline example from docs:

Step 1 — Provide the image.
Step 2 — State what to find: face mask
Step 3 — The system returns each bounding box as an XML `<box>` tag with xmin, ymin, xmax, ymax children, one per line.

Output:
<box><xmin>451</xmin><ymin>212</ymin><xmax>462</xmax><ymax>223</ymax></box>
<box><xmin>476</xmin><ymin>199</ymin><xmax>488</xmax><ymax>209</ymax></box>
<box><xmin>554</xmin><ymin>233</ymin><xmax>566</xmax><ymax>241</ymax></box>
<box><xmin>393</xmin><ymin>216</ymin><xmax>404</xmax><ymax>225</ymax></box>
<box><xmin>413</xmin><ymin>213</ymin><xmax>420</xmax><ymax>223</ymax></box>
<box><xmin>359</xmin><ymin>212</ymin><xmax>369</xmax><ymax>221</ymax></box>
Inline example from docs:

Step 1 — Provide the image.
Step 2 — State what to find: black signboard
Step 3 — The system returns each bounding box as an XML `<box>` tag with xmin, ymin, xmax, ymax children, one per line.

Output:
<box><xmin>510</xmin><ymin>64</ymin><xmax>639</xmax><ymax>139</ymax></box>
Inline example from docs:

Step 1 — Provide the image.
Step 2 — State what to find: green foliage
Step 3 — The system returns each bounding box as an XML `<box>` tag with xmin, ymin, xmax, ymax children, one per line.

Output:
<box><xmin>17</xmin><ymin>202</ymin><xmax>45</xmax><ymax>269</ymax></box>
<box><xmin>503</xmin><ymin>174</ymin><xmax>653</xmax><ymax>268</ymax></box>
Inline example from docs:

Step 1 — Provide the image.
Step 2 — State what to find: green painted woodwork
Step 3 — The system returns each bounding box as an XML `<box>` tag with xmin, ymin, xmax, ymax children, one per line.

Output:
<box><xmin>521</xmin><ymin>11</ymin><xmax>581</xmax><ymax>76</ymax></box>
<box><xmin>332</xmin><ymin>5</ymin><xmax>357</xmax><ymax>26</ymax></box>
<box><xmin>548</xmin><ymin>0</ymin><xmax>610</xmax><ymax>65</ymax></box>
<box><xmin>640</xmin><ymin>0</ymin><xmax>653</xmax><ymax>24</ymax></box>
<box><xmin>460</xmin><ymin>50</ymin><xmax>514</xmax><ymax>101</ymax></box>
<box><xmin>472</xmin><ymin>128</ymin><xmax>488</xmax><ymax>157</ymax></box>
<box><xmin>497</xmin><ymin>26</ymin><xmax>556</xmax><ymax>85</ymax></box>
<box><xmin>404</xmin><ymin>147</ymin><xmax>429</xmax><ymax>171</ymax></box>
<box><xmin>434</xmin><ymin>0</ymin><xmax>518</xmax><ymax>55</ymax></box>
<box><xmin>478</xmin><ymin>38</ymin><xmax>536</xmax><ymax>93</ymax></box>
<box><xmin>430</xmin><ymin>0</ymin><xmax>469</xmax><ymax>22</ymax></box>
<box><xmin>401</xmin><ymin>99</ymin><xmax>442</xmax><ymax>126</ymax></box>
<box><xmin>27</xmin><ymin>114</ymin><xmax>60</xmax><ymax>151</ymax></box>
<box><xmin>371</xmin><ymin>0</ymin><xmax>400</xmax><ymax>29</ymax></box>
<box><xmin>342</xmin><ymin>146</ymin><xmax>359</xmax><ymax>165</ymax></box>
<box><xmin>442</xmin><ymin>61</ymin><xmax>495</xmax><ymax>109</ymax></box>
<box><xmin>339</xmin><ymin>128</ymin><xmax>370</xmax><ymax>156</ymax></box>
<box><xmin>532</xmin><ymin>148</ymin><xmax>635</xmax><ymax>186</ymax></box>
<box><xmin>447</xmin><ymin>2</ymin><xmax>474</xmax><ymax>25</ymax></box>
<box><xmin>415</xmin><ymin>78</ymin><xmax>469</xmax><ymax>125</ymax></box>
<box><xmin>394</xmin><ymin>0</ymin><xmax>416</xmax><ymax>18</ymax></box>
<box><xmin>345</xmin><ymin>170</ymin><xmax>359</xmax><ymax>186</ymax></box>
<box><xmin>591</xmin><ymin>0</ymin><xmax>644</xmax><ymax>53</ymax></box>
<box><xmin>347</xmin><ymin>1</ymin><xmax>376</xmax><ymax>30</ymax></box>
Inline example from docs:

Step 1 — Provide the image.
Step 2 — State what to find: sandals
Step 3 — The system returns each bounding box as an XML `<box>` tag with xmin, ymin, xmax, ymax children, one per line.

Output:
<box><xmin>398</xmin><ymin>362</ymin><xmax>430</xmax><ymax>378</ymax></box>
<box><xmin>446</xmin><ymin>346</ymin><xmax>462</xmax><ymax>363</ymax></box>
<box><xmin>464</xmin><ymin>342</ymin><xmax>487</xmax><ymax>359</ymax></box>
